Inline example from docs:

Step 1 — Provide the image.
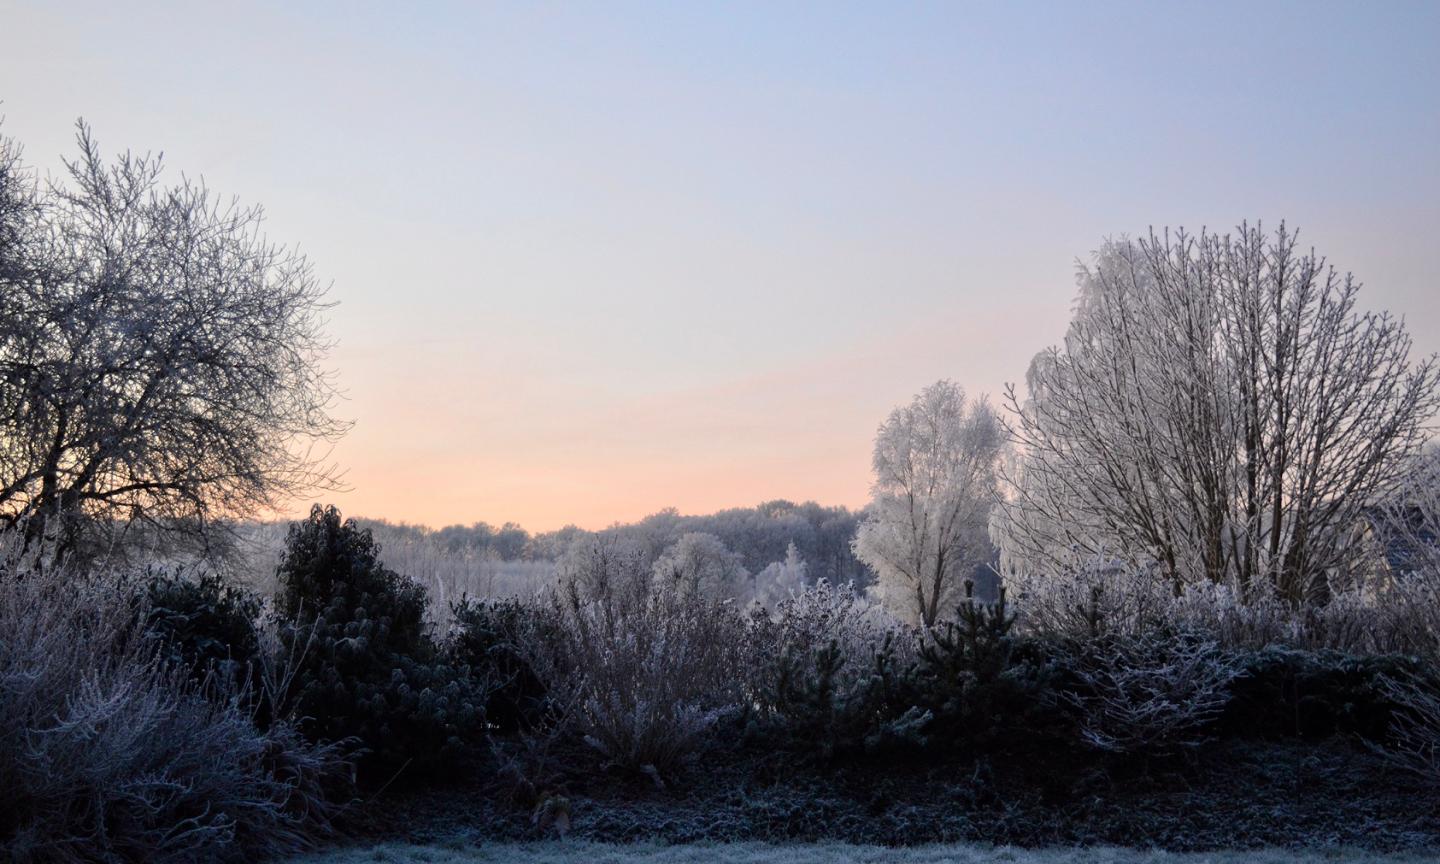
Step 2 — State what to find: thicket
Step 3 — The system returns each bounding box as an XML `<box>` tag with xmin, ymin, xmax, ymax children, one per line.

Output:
<box><xmin>132</xmin><ymin>534</ymin><xmax>1440</xmax><ymax>783</ymax></box>
<box><xmin>743</xmin><ymin>579</ymin><xmax>919</xmax><ymax>759</ymax></box>
<box><xmin>142</xmin><ymin>570</ymin><xmax>264</xmax><ymax>694</ymax></box>
<box><xmin>526</xmin><ymin>538</ymin><xmax>746</xmax><ymax>780</ymax></box>
<box><xmin>10</xmin><ymin>503</ymin><xmax>1440</xmax><ymax>862</ymax></box>
<box><xmin>448</xmin><ymin>597</ymin><xmax>553</xmax><ymax>735</ymax></box>
<box><xmin>0</xmin><ymin>553</ymin><xmax>351</xmax><ymax>864</ymax></box>
<box><xmin>273</xmin><ymin>505</ymin><xmax>493</xmax><ymax>781</ymax></box>
<box><xmin>497</xmin><ymin>559</ymin><xmax>1440</xmax><ymax>779</ymax></box>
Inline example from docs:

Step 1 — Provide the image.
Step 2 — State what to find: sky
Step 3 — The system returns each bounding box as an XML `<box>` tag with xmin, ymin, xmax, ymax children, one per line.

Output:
<box><xmin>2</xmin><ymin>1</ymin><xmax>1438</xmax><ymax>531</ymax></box>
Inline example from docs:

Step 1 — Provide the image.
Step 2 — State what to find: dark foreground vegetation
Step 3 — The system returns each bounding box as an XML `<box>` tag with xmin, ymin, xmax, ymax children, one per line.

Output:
<box><xmin>361</xmin><ymin>740</ymin><xmax>1437</xmax><ymax>852</ymax></box>
<box><xmin>8</xmin><ymin>504</ymin><xmax>1440</xmax><ymax>862</ymax></box>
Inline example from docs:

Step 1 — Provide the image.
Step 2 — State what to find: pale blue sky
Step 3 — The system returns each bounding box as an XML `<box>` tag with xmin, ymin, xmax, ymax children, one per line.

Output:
<box><xmin>2</xmin><ymin>1</ymin><xmax>1437</xmax><ymax>528</ymax></box>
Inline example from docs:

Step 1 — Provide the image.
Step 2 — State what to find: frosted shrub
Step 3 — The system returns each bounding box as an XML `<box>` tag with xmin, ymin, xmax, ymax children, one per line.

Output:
<box><xmin>1161</xmin><ymin>581</ymin><xmax>1440</xmax><ymax>659</ymax></box>
<box><xmin>556</xmin><ymin>533</ymin><xmax>651</xmax><ymax>609</ymax></box>
<box><xmin>0</xmin><ymin>556</ymin><xmax>351</xmax><ymax>863</ymax></box>
<box><xmin>1010</xmin><ymin>550</ymin><xmax>1440</xmax><ymax>660</ymax></box>
<box><xmin>747</xmin><ymin>542</ymin><xmax>810</xmax><ymax>609</ymax></box>
<box><xmin>1374</xmin><ymin>670</ymin><xmax>1440</xmax><ymax>783</ymax></box>
<box><xmin>1164</xmin><ymin>583</ymin><xmax>1301</xmax><ymax>650</ymax></box>
<box><xmin>570</xmin><ymin>594</ymin><xmax>741</xmax><ymax>777</ymax></box>
<box><xmin>1370</xmin><ymin>578</ymin><xmax>1440</xmax><ymax>660</ymax></box>
<box><xmin>1008</xmin><ymin>551</ymin><xmax>1174</xmax><ymax>638</ymax></box>
<box><xmin>536</xmin><ymin>543</ymin><xmax>746</xmax><ymax>778</ymax></box>
<box><xmin>1165</xmin><ymin>583</ymin><xmax>1369</xmax><ymax>653</ymax></box>
<box><xmin>761</xmin><ymin>579</ymin><xmax>905</xmax><ymax>673</ymax></box>
<box><xmin>746</xmin><ymin>580</ymin><xmax>916</xmax><ymax>756</ymax></box>
<box><xmin>1062</xmin><ymin>630</ymin><xmax>1243</xmax><ymax>755</ymax></box>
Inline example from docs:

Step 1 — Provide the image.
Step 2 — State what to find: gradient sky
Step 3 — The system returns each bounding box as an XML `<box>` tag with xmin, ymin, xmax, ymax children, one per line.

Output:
<box><xmin>3</xmin><ymin>1</ymin><xmax>1438</xmax><ymax>530</ymax></box>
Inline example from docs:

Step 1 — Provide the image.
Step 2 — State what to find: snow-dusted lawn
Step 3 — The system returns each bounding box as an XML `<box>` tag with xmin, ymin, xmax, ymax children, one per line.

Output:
<box><xmin>289</xmin><ymin>841</ymin><xmax>1440</xmax><ymax>864</ymax></box>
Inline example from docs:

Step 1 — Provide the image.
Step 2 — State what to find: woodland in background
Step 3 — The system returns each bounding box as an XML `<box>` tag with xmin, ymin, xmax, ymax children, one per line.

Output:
<box><xmin>214</xmin><ymin>497</ymin><xmax>894</xmax><ymax>624</ymax></box>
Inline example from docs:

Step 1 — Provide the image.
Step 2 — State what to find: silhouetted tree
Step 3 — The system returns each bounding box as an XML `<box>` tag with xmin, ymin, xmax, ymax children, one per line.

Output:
<box><xmin>0</xmin><ymin>123</ymin><xmax>346</xmax><ymax>557</ymax></box>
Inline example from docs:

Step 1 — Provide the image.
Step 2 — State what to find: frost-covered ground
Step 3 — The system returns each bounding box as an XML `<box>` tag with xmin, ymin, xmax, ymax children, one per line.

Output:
<box><xmin>289</xmin><ymin>841</ymin><xmax>1440</xmax><ymax>864</ymax></box>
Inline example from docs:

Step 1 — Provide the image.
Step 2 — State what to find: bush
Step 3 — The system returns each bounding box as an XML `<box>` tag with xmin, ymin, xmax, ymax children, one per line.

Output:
<box><xmin>1061</xmin><ymin>629</ymin><xmax>1243</xmax><ymax>755</ymax></box>
<box><xmin>142</xmin><ymin>570</ymin><xmax>263</xmax><ymax>692</ymax></box>
<box><xmin>532</xmin><ymin>541</ymin><xmax>746</xmax><ymax>780</ymax></box>
<box><xmin>906</xmin><ymin>584</ymin><xmax>1067</xmax><ymax>751</ymax></box>
<box><xmin>1011</xmin><ymin>553</ymin><xmax>1440</xmax><ymax>662</ymax></box>
<box><xmin>1008</xmin><ymin>554</ymin><xmax>1175</xmax><ymax>638</ymax></box>
<box><xmin>575</xmin><ymin>599</ymin><xmax>738</xmax><ymax>778</ymax></box>
<box><xmin>1220</xmin><ymin>648</ymin><xmax>1422</xmax><ymax>740</ymax></box>
<box><xmin>275</xmin><ymin>505</ymin><xmax>490</xmax><ymax>781</ymax></box>
<box><xmin>0</xmin><ymin>555</ymin><xmax>350</xmax><ymax>864</ymax></box>
<box><xmin>1374</xmin><ymin>667</ymin><xmax>1440</xmax><ymax>783</ymax></box>
<box><xmin>447</xmin><ymin>596</ymin><xmax>553</xmax><ymax>734</ymax></box>
<box><xmin>745</xmin><ymin>580</ymin><xmax>921</xmax><ymax>758</ymax></box>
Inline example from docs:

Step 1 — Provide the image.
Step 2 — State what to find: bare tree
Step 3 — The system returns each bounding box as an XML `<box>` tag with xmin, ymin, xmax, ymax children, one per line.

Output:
<box><xmin>997</xmin><ymin>224</ymin><xmax>1440</xmax><ymax>604</ymax></box>
<box><xmin>0</xmin><ymin>123</ymin><xmax>348</xmax><ymax>557</ymax></box>
<box><xmin>853</xmin><ymin>380</ymin><xmax>1003</xmax><ymax>626</ymax></box>
<box><xmin>0</xmin><ymin>129</ymin><xmax>37</xmax><ymax>297</ymax></box>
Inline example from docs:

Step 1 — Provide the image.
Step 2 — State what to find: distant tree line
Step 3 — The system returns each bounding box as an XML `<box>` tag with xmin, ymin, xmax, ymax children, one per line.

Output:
<box><xmin>358</xmin><ymin>499</ymin><xmax>872</xmax><ymax>589</ymax></box>
<box><xmin>357</xmin><ymin>518</ymin><xmax>533</xmax><ymax>562</ymax></box>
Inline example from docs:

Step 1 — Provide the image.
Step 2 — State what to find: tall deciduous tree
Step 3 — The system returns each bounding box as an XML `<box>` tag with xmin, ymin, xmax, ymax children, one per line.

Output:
<box><xmin>0</xmin><ymin>132</ymin><xmax>33</xmax><ymax>286</ymax></box>
<box><xmin>0</xmin><ymin>123</ymin><xmax>347</xmax><ymax>556</ymax></box>
<box><xmin>997</xmin><ymin>224</ymin><xmax>1439</xmax><ymax>604</ymax></box>
<box><xmin>853</xmin><ymin>380</ymin><xmax>1003</xmax><ymax>626</ymax></box>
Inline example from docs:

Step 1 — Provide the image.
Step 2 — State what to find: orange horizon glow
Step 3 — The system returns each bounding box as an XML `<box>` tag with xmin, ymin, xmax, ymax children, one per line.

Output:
<box><xmin>293</xmin><ymin>304</ymin><xmax>1053</xmax><ymax>532</ymax></box>
<box><xmin>6</xmin><ymin>3</ymin><xmax>1437</xmax><ymax>535</ymax></box>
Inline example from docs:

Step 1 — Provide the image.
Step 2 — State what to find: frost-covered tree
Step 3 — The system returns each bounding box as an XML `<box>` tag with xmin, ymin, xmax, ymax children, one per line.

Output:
<box><xmin>0</xmin><ymin>130</ymin><xmax>32</xmax><ymax>287</ymax></box>
<box><xmin>528</xmin><ymin>500</ymin><xmax>867</xmax><ymax>586</ymax></box>
<box><xmin>997</xmin><ymin>224</ymin><xmax>1440</xmax><ymax>604</ymax></box>
<box><xmin>749</xmin><ymin>541</ymin><xmax>809</xmax><ymax>609</ymax></box>
<box><xmin>0</xmin><ymin>123</ymin><xmax>346</xmax><ymax>556</ymax></box>
<box><xmin>652</xmin><ymin>531</ymin><xmax>749</xmax><ymax>603</ymax></box>
<box><xmin>557</xmin><ymin>532</ymin><xmax>649</xmax><ymax>607</ymax></box>
<box><xmin>853</xmin><ymin>381</ymin><xmax>1003</xmax><ymax>626</ymax></box>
